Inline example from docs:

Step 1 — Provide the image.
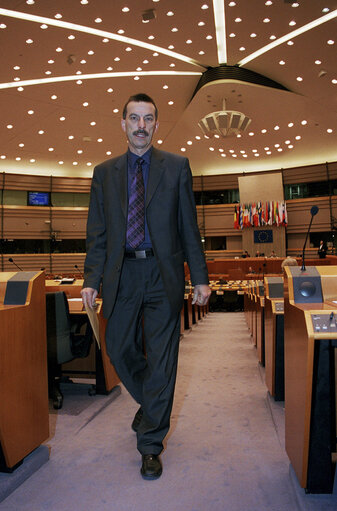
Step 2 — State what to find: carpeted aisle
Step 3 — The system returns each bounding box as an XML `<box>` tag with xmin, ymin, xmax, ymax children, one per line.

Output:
<box><xmin>1</xmin><ymin>312</ymin><xmax>335</xmax><ymax>510</ymax></box>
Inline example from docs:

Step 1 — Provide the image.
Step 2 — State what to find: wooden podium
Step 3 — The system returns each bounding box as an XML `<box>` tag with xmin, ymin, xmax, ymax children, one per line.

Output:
<box><xmin>0</xmin><ymin>271</ymin><xmax>49</xmax><ymax>471</ymax></box>
<box><xmin>284</xmin><ymin>265</ymin><xmax>337</xmax><ymax>493</ymax></box>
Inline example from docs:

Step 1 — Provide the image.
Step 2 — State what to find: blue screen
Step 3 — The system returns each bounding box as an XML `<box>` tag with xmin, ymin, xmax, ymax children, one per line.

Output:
<box><xmin>28</xmin><ymin>191</ymin><xmax>50</xmax><ymax>206</ymax></box>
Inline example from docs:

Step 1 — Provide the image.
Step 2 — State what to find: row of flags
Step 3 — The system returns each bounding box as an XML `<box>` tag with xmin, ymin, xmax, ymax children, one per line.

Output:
<box><xmin>233</xmin><ymin>201</ymin><xmax>288</xmax><ymax>229</ymax></box>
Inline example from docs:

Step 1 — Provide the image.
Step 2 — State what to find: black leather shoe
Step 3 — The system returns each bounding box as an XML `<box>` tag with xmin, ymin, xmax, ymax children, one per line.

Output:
<box><xmin>140</xmin><ymin>454</ymin><xmax>162</xmax><ymax>480</ymax></box>
<box><xmin>131</xmin><ymin>407</ymin><xmax>143</xmax><ymax>432</ymax></box>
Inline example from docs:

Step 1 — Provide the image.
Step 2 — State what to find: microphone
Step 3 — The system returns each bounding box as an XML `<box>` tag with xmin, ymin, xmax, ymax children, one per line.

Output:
<box><xmin>8</xmin><ymin>257</ymin><xmax>23</xmax><ymax>271</ymax></box>
<box><xmin>74</xmin><ymin>264</ymin><xmax>84</xmax><ymax>279</ymax></box>
<box><xmin>301</xmin><ymin>206</ymin><xmax>319</xmax><ymax>271</ymax></box>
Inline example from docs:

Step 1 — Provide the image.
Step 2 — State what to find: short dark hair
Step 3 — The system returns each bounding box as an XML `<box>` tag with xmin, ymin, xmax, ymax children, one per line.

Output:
<box><xmin>122</xmin><ymin>93</ymin><xmax>158</xmax><ymax>120</ymax></box>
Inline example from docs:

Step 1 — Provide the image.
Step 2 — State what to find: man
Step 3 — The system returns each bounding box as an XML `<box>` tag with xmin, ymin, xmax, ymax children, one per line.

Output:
<box><xmin>81</xmin><ymin>93</ymin><xmax>211</xmax><ymax>480</ymax></box>
<box><xmin>318</xmin><ymin>240</ymin><xmax>327</xmax><ymax>258</ymax></box>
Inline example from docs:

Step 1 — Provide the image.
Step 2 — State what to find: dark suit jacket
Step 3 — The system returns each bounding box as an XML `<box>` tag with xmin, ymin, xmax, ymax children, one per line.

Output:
<box><xmin>83</xmin><ymin>147</ymin><xmax>209</xmax><ymax>318</ymax></box>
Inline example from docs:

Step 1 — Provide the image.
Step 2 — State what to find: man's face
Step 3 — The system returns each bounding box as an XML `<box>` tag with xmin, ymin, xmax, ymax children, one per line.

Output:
<box><xmin>121</xmin><ymin>101</ymin><xmax>158</xmax><ymax>155</ymax></box>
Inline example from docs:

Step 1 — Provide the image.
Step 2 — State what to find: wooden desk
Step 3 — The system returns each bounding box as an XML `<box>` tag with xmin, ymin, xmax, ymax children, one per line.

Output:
<box><xmin>264</xmin><ymin>298</ymin><xmax>284</xmax><ymax>400</ymax></box>
<box><xmin>45</xmin><ymin>280</ymin><xmax>119</xmax><ymax>394</ymax></box>
<box><xmin>0</xmin><ymin>271</ymin><xmax>49</xmax><ymax>471</ymax></box>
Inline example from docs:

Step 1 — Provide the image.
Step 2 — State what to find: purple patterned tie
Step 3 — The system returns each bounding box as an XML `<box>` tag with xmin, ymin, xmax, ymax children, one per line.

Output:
<box><xmin>127</xmin><ymin>158</ymin><xmax>145</xmax><ymax>249</ymax></box>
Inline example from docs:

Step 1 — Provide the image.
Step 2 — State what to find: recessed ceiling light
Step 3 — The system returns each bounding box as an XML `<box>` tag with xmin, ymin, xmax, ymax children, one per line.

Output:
<box><xmin>168</xmin><ymin>100</ymin><xmax>174</xmax><ymax>105</ymax></box>
<box><xmin>195</xmin><ymin>136</ymin><xmax>201</xmax><ymax>140</ymax></box>
<box><xmin>221</xmin><ymin>153</ymin><xmax>226</xmax><ymax>157</ymax></box>
<box><xmin>59</xmin><ymin>117</ymin><xmax>66</xmax><ymax>121</ymax></box>
<box><xmin>58</xmin><ymin>161</ymin><xmax>64</xmax><ymax>165</ymax></box>
<box><xmin>265</xmin><ymin>1</ymin><xmax>273</xmax><ymax>5</ymax></box>
<box><xmin>315</xmin><ymin>59</ymin><xmax>322</xmax><ymax>64</ymax></box>
<box><xmin>263</xmin><ymin>18</ymin><xmax>270</xmax><ymax>23</ymax></box>
<box><xmin>279</xmin><ymin>60</ymin><xmax>285</xmax><ymax>65</ymax></box>
<box><xmin>73</xmin><ymin>162</ymin><xmax>78</xmax><ymax>166</ymax></box>
<box><xmin>295</xmin><ymin>135</ymin><xmax>301</xmax><ymax>140</ymax></box>
<box><xmin>264</xmin><ymin>147</ymin><xmax>270</xmax><ymax>150</ymax></box>
<box><xmin>113</xmin><ymin>109</ymin><xmax>119</xmax><ymax>113</ymax></box>
<box><xmin>327</xmin><ymin>128</ymin><xmax>333</xmax><ymax>133</ymax></box>
<box><xmin>77</xmin><ymin>80</ymin><xmax>82</xmax><ymax>85</ymax></box>
<box><xmin>28</xmin><ymin>110</ymin><xmax>34</xmax><ymax>115</ymax></box>
<box><xmin>289</xmin><ymin>21</ymin><xmax>296</xmax><ymax>26</ymax></box>
<box><xmin>163</xmin><ymin>85</ymin><xmax>168</xmax><ymax>89</ymax></box>
<box><xmin>134</xmin><ymin>76</ymin><xmax>140</xmax><ymax>80</ymax></box>
<box><xmin>40</xmin><ymin>24</ymin><xmax>48</xmax><ymax>29</ymax></box>
<box><xmin>19</xmin><ymin>143</ymin><xmax>24</xmax><ymax>148</ymax></box>
<box><xmin>171</xmin><ymin>27</ymin><xmax>178</xmax><ymax>32</ymax></box>
<box><xmin>125</xmin><ymin>47</ymin><xmax>132</xmax><ymax>51</ymax></box>
<box><xmin>26</xmin><ymin>39</ymin><xmax>34</xmax><ymax>44</ymax></box>
<box><xmin>107</xmin><ymin>88</ymin><xmax>113</xmax><ymax>92</ymax></box>
<box><xmin>169</xmin><ymin>63</ymin><xmax>175</xmax><ymax>67</ymax></box>
<box><xmin>136</xmin><ymin>67</ymin><xmax>142</xmax><ymax>71</ymax></box>
<box><xmin>261</xmin><ymin>129</ymin><xmax>267</xmax><ymax>133</ymax></box>
<box><xmin>322</xmin><ymin>7</ymin><xmax>330</xmax><ymax>13</ymax></box>
<box><xmin>181</xmin><ymin>148</ymin><xmax>186</xmax><ymax>152</ymax></box>
<box><xmin>48</xmin><ymin>60</ymin><xmax>54</xmax><ymax>64</ymax></box>
<box><xmin>81</xmin><ymin>0</ymin><xmax>89</xmax><ymax>4</ymax></box>
<box><xmin>30</xmin><ymin>159</ymin><xmax>35</xmax><ymax>163</ymax></box>
<box><xmin>90</xmin><ymin>121</ymin><xmax>96</xmax><ymax>126</ymax></box>
<box><xmin>68</xmin><ymin>35</ymin><xmax>75</xmax><ymax>40</ymax></box>
<box><xmin>0</xmin><ymin>24</ymin><xmax>7</xmax><ymax>29</ymax></box>
<box><xmin>48</xmin><ymin>147</ymin><xmax>54</xmax><ymax>152</ymax></box>
<box><xmin>7</xmin><ymin>124</ymin><xmax>13</xmax><ymax>129</ymax></box>
<box><xmin>332</xmin><ymin>79</ymin><xmax>337</xmax><ymax>84</ymax></box>
<box><xmin>274</xmin><ymin>144</ymin><xmax>280</xmax><ymax>148</ymax></box>
<box><xmin>168</xmin><ymin>45</ymin><xmax>174</xmax><ymax>49</ymax></box>
<box><xmin>229</xmin><ymin>33</ymin><xmax>236</xmax><ymax>37</ymax></box>
<box><xmin>114</xmin><ymin>57</ymin><xmax>120</xmax><ymax>61</ymax></box>
<box><xmin>235</xmin><ymin>18</ymin><xmax>242</xmax><ymax>22</ymax></box>
<box><xmin>14</xmin><ymin>77</ymin><xmax>20</xmax><ymax>81</ymax></box>
<box><xmin>88</xmin><ymin>50</ymin><xmax>95</xmax><ymax>55</ymax></box>
<box><xmin>250</xmin><ymin>33</ymin><xmax>257</xmax><ymax>38</ymax></box>
<box><xmin>80</xmin><ymin>59</ymin><xmax>86</xmax><ymax>64</ymax></box>
<box><xmin>201</xmin><ymin>4</ymin><xmax>209</xmax><ymax>9</ymax></box>
<box><xmin>51</xmin><ymin>95</ymin><xmax>57</xmax><ymax>99</ymax></box>
<box><xmin>78</xmin><ymin>149</ymin><xmax>83</xmax><ymax>153</ymax></box>
<box><xmin>102</xmin><ymin>38</ymin><xmax>109</xmax><ymax>43</ymax></box>
<box><xmin>287</xmin><ymin>40</ymin><xmax>294</xmax><ymax>45</ymax></box>
<box><xmin>167</xmin><ymin>11</ymin><xmax>174</xmax><ymax>16</ymax></box>
<box><xmin>239</xmin><ymin>47</ymin><xmax>245</xmax><ymax>51</ymax></box>
<box><xmin>106</xmin><ymin>151</ymin><xmax>112</xmax><ymax>155</ymax></box>
<box><xmin>187</xmin><ymin>141</ymin><xmax>192</xmax><ymax>145</ymax></box>
<box><xmin>292</xmin><ymin>2</ymin><xmax>299</xmax><ymax>7</ymax></box>
<box><xmin>274</xmin><ymin>125</ymin><xmax>280</xmax><ymax>130</ymax></box>
<box><xmin>296</xmin><ymin>76</ymin><xmax>303</xmax><ymax>81</ymax></box>
<box><xmin>16</xmin><ymin>157</ymin><xmax>21</xmax><ymax>161</ymax></box>
<box><xmin>56</xmin><ymin>47</ymin><xmax>63</xmax><ymax>52</ymax></box>
<box><xmin>83</xmin><ymin>102</ymin><xmax>89</xmax><ymax>106</ymax></box>
<box><xmin>198</xmin><ymin>21</ymin><xmax>205</xmax><ymax>26</ymax></box>
<box><xmin>206</xmin><ymin>35</ymin><xmax>213</xmax><ymax>39</ymax></box>
<box><xmin>301</xmin><ymin>120</ymin><xmax>307</xmax><ymax>125</ymax></box>
<box><xmin>122</xmin><ymin>7</ymin><xmax>130</xmax><ymax>13</ymax></box>
<box><xmin>153</xmin><ymin>52</ymin><xmax>159</xmax><ymax>56</ymax></box>
<box><xmin>209</xmin><ymin>147</ymin><xmax>215</xmax><ymax>151</ymax></box>
<box><xmin>55</xmin><ymin>14</ymin><xmax>62</xmax><ymax>19</ymax></box>
<box><xmin>38</xmin><ymin>130</ymin><xmax>44</xmax><ymax>134</ymax></box>
<box><xmin>229</xmin><ymin>2</ymin><xmax>236</xmax><ymax>6</ymax></box>
<box><xmin>199</xmin><ymin>50</ymin><xmax>205</xmax><ymax>54</ymax></box>
<box><xmin>157</xmin><ymin>140</ymin><xmax>163</xmax><ymax>144</ymax></box>
<box><xmin>252</xmin><ymin>149</ymin><xmax>258</xmax><ymax>153</ymax></box>
<box><xmin>288</xmin><ymin>122</ymin><xmax>294</xmax><ymax>127</ymax></box>
<box><xmin>117</xmin><ymin>29</ymin><xmax>125</xmax><ymax>34</ymax></box>
<box><xmin>95</xmin><ymin>18</ymin><xmax>102</xmax><ymax>23</ymax></box>
<box><xmin>87</xmin><ymin>162</ymin><xmax>92</xmax><ymax>166</ymax></box>
<box><xmin>27</xmin><ymin>0</ymin><xmax>35</xmax><ymax>4</ymax></box>
<box><xmin>186</xmin><ymin>39</ymin><xmax>192</xmax><ymax>44</ymax></box>
<box><xmin>327</xmin><ymin>40</ymin><xmax>334</xmax><ymax>45</ymax></box>
<box><xmin>270</xmin><ymin>35</ymin><xmax>276</xmax><ymax>40</ymax></box>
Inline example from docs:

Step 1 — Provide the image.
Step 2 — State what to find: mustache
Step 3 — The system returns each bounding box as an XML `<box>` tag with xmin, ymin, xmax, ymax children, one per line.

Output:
<box><xmin>133</xmin><ymin>129</ymin><xmax>149</xmax><ymax>136</ymax></box>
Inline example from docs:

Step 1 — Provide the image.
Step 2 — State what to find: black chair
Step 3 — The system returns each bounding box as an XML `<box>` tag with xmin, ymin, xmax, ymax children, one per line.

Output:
<box><xmin>46</xmin><ymin>291</ymin><xmax>93</xmax><ymax>409</ymax></box>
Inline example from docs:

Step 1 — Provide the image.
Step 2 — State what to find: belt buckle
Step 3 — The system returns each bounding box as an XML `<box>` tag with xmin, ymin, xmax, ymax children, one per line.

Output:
<box><xmin>135</xmin><ymin>250</ymin><xmax>146</xmax><ymax>259</ymax></box>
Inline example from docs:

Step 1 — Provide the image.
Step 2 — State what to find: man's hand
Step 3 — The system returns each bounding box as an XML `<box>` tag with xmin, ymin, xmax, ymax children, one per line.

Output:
<box><xmin>192</xmin><ymin>284</ymin><xmax>211</xmax><ymax>306</ymax></box>
<box><xmin>81</xmin><ymin>287</ymin><xmax>98</xmax><ymax>309</ymax></box>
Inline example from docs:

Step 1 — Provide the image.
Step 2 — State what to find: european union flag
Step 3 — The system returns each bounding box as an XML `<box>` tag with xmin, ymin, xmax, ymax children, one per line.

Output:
<box><xmin>254</xmin><ymin>230</ymin><xmax>273</xmax><ymax>243</ymax></box>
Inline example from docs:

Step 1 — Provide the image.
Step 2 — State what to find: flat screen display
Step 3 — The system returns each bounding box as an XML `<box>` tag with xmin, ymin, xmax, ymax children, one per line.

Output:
<box><xmin>27</xmin><ymin>191</ymin><xmax>50</xmax><ymax>206</ymax></box>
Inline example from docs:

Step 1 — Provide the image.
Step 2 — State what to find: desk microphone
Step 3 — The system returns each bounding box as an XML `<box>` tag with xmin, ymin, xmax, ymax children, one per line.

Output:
<box><xmin>301</xmin><ymin>205</ymin><xmax>319</xmax><ymax>272</ymax></box>
<box><xmin>74</xmin><ymin>264</ymin><xmax>84</xmax><ymax>278</ymax></box>
<box><xmin>8</xmin><ymin>257</ymin><xmax>23</xmax><ymax>271</ymax></box>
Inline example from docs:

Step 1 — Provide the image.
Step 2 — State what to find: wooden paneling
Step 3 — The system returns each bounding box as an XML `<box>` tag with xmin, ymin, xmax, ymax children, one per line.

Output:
<box><xmin>193</xmin><ymin>174</ymin><xmax>239</xmax><ymax>191</ymax></box>
<box><xmin>286</xmin><ymin>197</ymin><xmax>337</xmax><ymax>233</ymax></box>
<box><xmin>1</xmin><ymin>173</ymin><xmax>91</xmax><ymax>193</ymax></box>
<box><xmin>1</xmin><ymin>253</ymin><xmax>86</xmax><ymax>274</ymax></box>
<box><xmin>239</xmin><ymin>172</ymin><xmax>284</xmax><ymax>203</ymax></box>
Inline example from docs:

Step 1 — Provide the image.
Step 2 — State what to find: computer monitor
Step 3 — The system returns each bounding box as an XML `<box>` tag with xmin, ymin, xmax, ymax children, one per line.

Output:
<box><xmin>27</xmin><ymin>191</ymin><xmax>50</xmax><ymax>206</ymax></box>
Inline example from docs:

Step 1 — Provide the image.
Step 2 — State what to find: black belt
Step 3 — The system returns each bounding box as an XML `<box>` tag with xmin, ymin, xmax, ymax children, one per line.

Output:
<box><xmin>124</xmin><ymin>248</ymin><xmax>154</xmax><ymax>259</ymax></box>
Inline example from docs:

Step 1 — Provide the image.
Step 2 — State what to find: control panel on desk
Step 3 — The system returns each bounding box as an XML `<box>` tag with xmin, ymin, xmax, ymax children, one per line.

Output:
<box><xmin>311</xmin><ymin>313</ymin><xmax>337</xmax><ymax>333</ymax></box>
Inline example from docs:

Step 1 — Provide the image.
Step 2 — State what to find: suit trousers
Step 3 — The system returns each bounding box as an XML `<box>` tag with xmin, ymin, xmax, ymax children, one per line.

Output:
<box><xmin>105</xmin><ymin>254</ymin><xmax>181</xmax><ymax>455</ymax></box>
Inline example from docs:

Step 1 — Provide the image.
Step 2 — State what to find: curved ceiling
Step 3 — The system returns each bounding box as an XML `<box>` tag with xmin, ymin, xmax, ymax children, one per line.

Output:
<box><xmin>0</xmin><ymin>0</ymin><xmax>336</xmax><ymax>177</ymax></box>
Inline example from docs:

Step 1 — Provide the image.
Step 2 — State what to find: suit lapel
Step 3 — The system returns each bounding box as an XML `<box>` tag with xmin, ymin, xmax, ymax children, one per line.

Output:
<box><xmin>146</xmin><ymin>147</ymin><xmax>165</xmax><ymax>208</ymax></box>
<box><xmin>114</xmin><ymin>153</ymin><xmax>128</xmax><ymax>218</ymax></box>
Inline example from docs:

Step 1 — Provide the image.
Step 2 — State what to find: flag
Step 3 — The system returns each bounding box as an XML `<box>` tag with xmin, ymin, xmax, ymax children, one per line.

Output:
<box><xmin>234</xmin><ymin>206</ymin><xmax>239</xmax><ymax>229</ymax></box>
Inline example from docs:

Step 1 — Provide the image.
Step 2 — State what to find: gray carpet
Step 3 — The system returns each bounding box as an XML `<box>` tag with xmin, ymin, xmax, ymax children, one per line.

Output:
<box><xmin>1</xmin><ymin>312</ymin><xmax>336</xmax><ymax>510</ymax></box>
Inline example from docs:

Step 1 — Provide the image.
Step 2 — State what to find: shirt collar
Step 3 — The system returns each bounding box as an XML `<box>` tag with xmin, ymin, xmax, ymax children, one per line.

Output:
<box><xmin>128</xmin><ymin>147</ymin><xmax>152</xmax><ymax>168</ymax></box>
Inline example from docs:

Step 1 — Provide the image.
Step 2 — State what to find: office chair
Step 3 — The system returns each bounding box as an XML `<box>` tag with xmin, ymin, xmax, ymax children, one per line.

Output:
<box><xmin>45</xmin><ymin>291</ymin><xmax>93</xmax><ymax>409</ymax></box>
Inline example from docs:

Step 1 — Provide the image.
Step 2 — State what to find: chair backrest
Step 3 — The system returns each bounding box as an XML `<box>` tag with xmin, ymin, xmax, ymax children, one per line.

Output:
<box><xmin>46</xmin><ymin>291</ymin><xmax>74</xmax><ymax>365</ymax></box>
